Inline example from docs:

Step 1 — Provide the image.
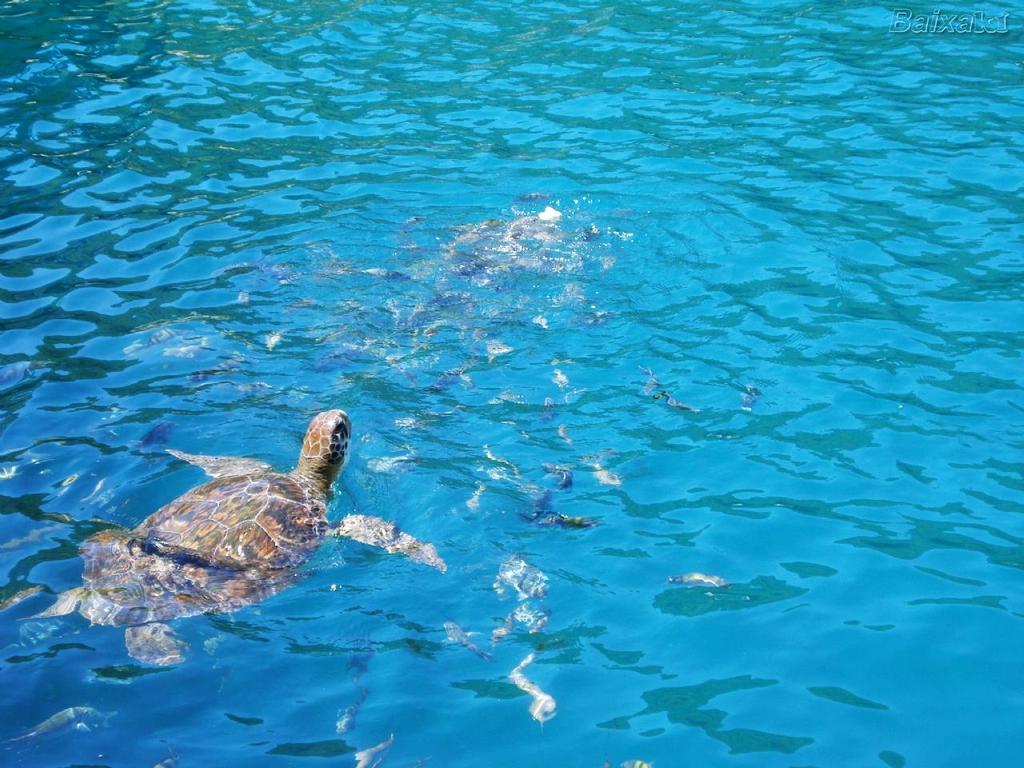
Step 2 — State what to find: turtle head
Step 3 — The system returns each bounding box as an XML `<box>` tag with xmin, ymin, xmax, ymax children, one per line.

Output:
<box><xmin>295</xmin><ymin>409</ymin><xmax>351</xmax><ymax>493</ymax></box>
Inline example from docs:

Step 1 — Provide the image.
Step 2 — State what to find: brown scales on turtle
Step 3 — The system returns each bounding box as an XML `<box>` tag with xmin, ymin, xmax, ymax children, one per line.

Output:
<box><xmin>33</xmin><ymin>409</ymin><xmax>445</xmax><ymax>666</ymax></box>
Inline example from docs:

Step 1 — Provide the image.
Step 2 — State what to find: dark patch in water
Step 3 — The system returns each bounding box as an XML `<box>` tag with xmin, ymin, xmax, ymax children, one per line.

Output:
<box><xmin>140</xmin><ymin>420</ymin><xmax>175</xmax><ymax>446</ymax></box>
<box><xmin>781</xmin><ymin>561</ymin><xmax>837</xmax><ymax>579</ymax></box>
<box><xmin>533</xmin><ymin>489</ymin><xmax>554</xmax><ymax>517</ymax></box>
<box><xmin>629</xmin><ymin>676</ymin><xmax>814</xmax><ymax>754</ymax></box>
<box><xmin>592</xmin><ymin>643</ymin><xmax>644</xmax><ymax>666</ymax></box>
<box><xmin>348</xmin><ymin>651</ymin><xmax>373</xmax><ymax>677</ymax></box>
<box><xmin>308</xmin><ymin>349</ymin><xmax>361</xmax><ymax>373</ymax></box>
<box><xmin>267</xmin><ymin>739</ymin><xmax>353</xmax><ymax>757</ymax></box>
<box><xmin>92</xmin><ymin>664</ymin><xmax>170</xmax><ymax>681</ymax></box>
<box><xmin>377</xmin><ymin>637</ymin><xmax>443</xmax><ymax>659</ymax></box>
<box><xmin>597</xmin><ymin>547</ymin><xmax>651</xmax><ymax>559</ymax></box>
<box><xmin>208</xmin><ymin>615</ymin><xmax>272</xmax><ymax>643</ymax></box>
<box><xmin>226</xmin><ymin>713</ymin><xmax>264</xmax><ymax>726</ymax></box>
<box><xmin>7</xmin><ymin>642</ymin><xmax>94</xmax><ymax>664</ymax></box>
<box><xmin>284</xmin><ymin>639</ymin><xmax>346</xmax><ymax>656</ymax></box>
<box><xmin>451</xmin><ymin>678</ymin><xmax>527</xmax><ymax>699</ymax></box>
<box><xmin>189</xmin><ymin>357</ymin><xmax>243</xmax><ymax>383</ymax></box>
<box><xmin>428</xmin><ymin>291</ymin><xmax>471</xmax><ymax>309</ymax></box>
<box><xmin>654</xmin><ymin>576</ymin><xmax>806</xmax><ymax>617</ymax></box>
<box><xmin>454</xmin><ymin>260</ymin><xmax>488</xmax><ymax>279</ymax></box>
<box><xmin>880</xmin><ymin>750</ymin><xmax>907</xmax><ymax>768</ymax></box>
<box><xmin>428</xmin><ymin>367</ymin><xmax>468</xmax><ymax>392</ymax></box>
<box><xmin>808</xmin><ymin>686</ymin><xmax>888</xmax><ymax>710</ymax></box>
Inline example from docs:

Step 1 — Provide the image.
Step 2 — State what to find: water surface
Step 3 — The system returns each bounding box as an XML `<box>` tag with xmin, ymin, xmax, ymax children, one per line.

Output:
<box><xmin>1</xmin><ymin>1</ymin><xmax>1023</xmax><ymax>766</ymax></box>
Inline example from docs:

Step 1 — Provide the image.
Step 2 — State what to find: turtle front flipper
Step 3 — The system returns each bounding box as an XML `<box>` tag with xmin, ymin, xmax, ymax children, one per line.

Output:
<box><xmin>124</xmin><ymin>623</ymin><xmax>187</xmax><ymax>666</ymax></box>
<box><xmin>333</xmin><ymin>514</ymin><xmax>446</xmax><ymax>573</ymax></box>
<box><xmin>167</xmin><ymin>449</ymin><xmax>272</xmax><ymax>479</ymax></box>
<box><xmin>27</xmin><ymin>587</ymin><xmax>87</xmax><ymax>619</ymax></box>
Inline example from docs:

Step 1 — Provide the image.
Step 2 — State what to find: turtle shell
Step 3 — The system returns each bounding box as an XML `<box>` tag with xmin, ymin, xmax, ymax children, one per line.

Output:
<box><xmin>76</xmin><ymin>529</ymin><xmax>293</xmax><ymax>627</ymax></box>
<box><xmin>134</xmin><ymin>472</ymin><xmax>329</xmax><ymax>571</ymax></box>
<box><xmin>70</xmin><ymin>472</ymin><xmax>327</xmax><ymax>628</ymax></box>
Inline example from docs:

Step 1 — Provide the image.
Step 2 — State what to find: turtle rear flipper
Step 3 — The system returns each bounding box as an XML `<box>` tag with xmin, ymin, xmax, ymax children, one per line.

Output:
<box><xmin>333</xmin><ymin>514</ymin><xmax>446</xmax><ymax>573</ymax></box>
<box><xmin>125</xmin><ymin>623</ymin><xmax>187</xmax><ymax>666</ymax></box>
<box><xmin>166</xmin><ymin>449</ymin><xmax>272</xmax><ymax>479</ymax></box>
<box><xmin>27</xmin><ymin>587</ymin><xmax>86</xmax><ymax>619</ymax></box>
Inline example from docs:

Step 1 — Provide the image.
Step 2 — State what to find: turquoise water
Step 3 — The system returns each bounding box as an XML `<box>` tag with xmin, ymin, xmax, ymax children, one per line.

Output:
<box><xmin>2</xmin><ymin>0</ymin><xmax>1023</xmax><ymax>765</ymax></box>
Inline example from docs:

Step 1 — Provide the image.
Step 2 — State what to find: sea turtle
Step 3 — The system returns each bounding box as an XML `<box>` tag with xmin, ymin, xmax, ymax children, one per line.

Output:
<box><xmin>34</xmin><ymin>410</ymin><xmax>445</xmax><ymax>665</ymax></box>
<box><xmin>439</xmin><ymin>207</ymin><xmax>575</xmax><ymax>287</ymax></box>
